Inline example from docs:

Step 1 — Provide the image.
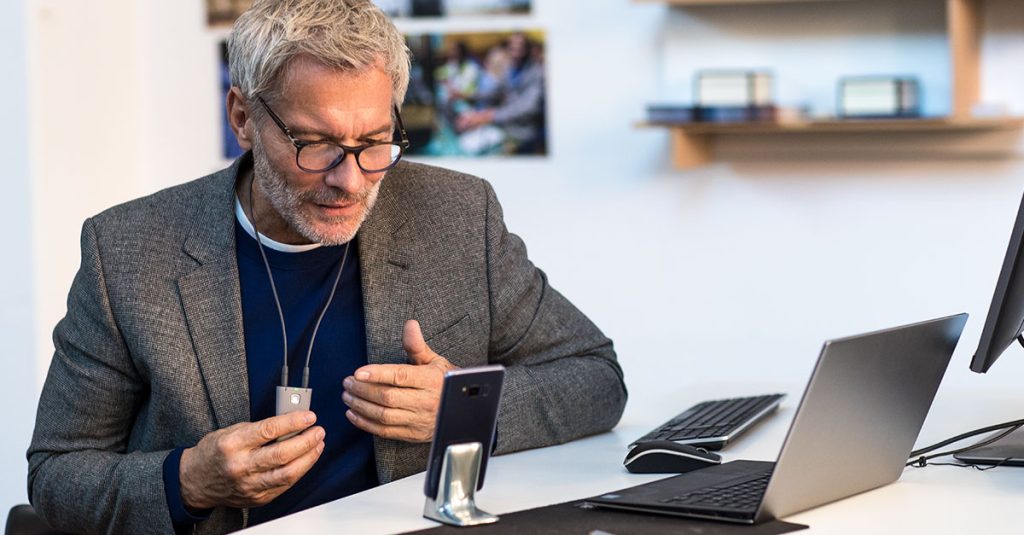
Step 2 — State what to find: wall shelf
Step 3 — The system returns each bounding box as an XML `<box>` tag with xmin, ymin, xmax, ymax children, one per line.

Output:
<box><xmin>642</xmin><ymin>118</ymin><xmax>1024</xmax><ymax>168</ymax></box>
<box><xmin>636</xmin><ymin>0</ymin><xmax>853</xmax><ymax>5</ymax></box>
<box><xmin>644</xmin><ymin>117</ymin><xmax>1024</xmax><ymax>134</ymax></box>
<box><xmin>638</xmin><ymin>0</ymin><xmax>1024</xmax><ymax>169</ymax></box>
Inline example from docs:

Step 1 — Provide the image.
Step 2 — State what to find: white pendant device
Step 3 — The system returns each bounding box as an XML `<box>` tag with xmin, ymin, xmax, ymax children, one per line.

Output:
<box><xmin>275</xmin><ymin>386</ymin><xmax>314</xmax><ymax>440</ymax></box>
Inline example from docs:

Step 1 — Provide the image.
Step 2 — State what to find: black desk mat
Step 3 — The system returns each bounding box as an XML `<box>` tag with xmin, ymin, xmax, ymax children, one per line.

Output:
<box><xmin>406</xmin><ymin>500</ymin><xmax>808</xmax><ymax>535</ymax></box>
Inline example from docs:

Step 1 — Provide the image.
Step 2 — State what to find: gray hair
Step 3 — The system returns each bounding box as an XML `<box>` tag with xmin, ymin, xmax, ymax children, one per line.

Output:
<box><xmin>227</xmin><ymin>0</ymin><xmax>410</xmax><ymax>105</ymax></box>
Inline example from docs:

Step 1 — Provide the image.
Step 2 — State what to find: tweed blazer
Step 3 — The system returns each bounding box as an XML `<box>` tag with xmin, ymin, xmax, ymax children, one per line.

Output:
<box><xmin>27</xmin><ymin>156</ymin><xmax>627</xmax><ymax>534</ymax></box>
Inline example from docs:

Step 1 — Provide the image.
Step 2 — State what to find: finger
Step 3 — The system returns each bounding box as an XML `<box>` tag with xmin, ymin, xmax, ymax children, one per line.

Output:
<box><xmin>342</xmin><ymin>390</ymin><xmax>418</xmax><ymax>427</ymax></box>
<box><xmin>249</xmin><ymin>425</ymin><xmax>325</xmax><ymax>472</ymax></box>
<box><xmin>349</xmin><ymin>363</ymin><xmax>438</xmax><ymax>389</ymax></box>
<box><xmin>239</xmin><ymin>411</ymin><xmax>317</xmax><ymax>447</ymax></box>
<box><xmin>402</xmin><ymin>319</ymin><xmax>436</xmax><ymax>365</ymax></box>
<box><xmin>343</xmin><ymin>380</ymin><xmax>437</xmax><ymax>411</ymax></box>
<box><xmin>252</xmin><ymin>438</ymin><xmax>326</xmax><ymax>499</ymax></box>
<box><xmin>345</xmin><ymin>409</ymin><xmax>434</xmax><ymax>443</ymax></box>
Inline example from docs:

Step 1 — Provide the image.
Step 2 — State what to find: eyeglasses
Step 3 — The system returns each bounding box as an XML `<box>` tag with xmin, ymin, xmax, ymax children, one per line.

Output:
<box><xmin>256</xmin><ymin>95</ymin><xmax>411</xmax><ymax>174</ymax></box>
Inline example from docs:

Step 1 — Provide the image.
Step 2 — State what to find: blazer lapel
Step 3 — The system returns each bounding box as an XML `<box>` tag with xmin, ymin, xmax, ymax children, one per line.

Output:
<box><xmin>356</xmin><ymin>166</ymin><xmax>411</xmax><ymax>366</ymax></box>
<box><xmin>177</xmin><ymin>162</ymin><xmax>250</xmax><ymax>429</ymax></box>
<box><xmin>358</xmin><ymin>165</ymin><xmax>417</xmax><ymax>483</ymax></box>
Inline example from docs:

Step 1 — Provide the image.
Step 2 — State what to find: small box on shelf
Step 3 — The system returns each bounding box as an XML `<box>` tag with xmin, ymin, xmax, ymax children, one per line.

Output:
<box><xmin>696</xmin><ymin>70</ymin><xmax>774</xmax><ymax>108</ymax></box>
<box><xmin>838</xmin><ymin>76</ymin><xmax>921</xmax><ymax>119</ymax></box>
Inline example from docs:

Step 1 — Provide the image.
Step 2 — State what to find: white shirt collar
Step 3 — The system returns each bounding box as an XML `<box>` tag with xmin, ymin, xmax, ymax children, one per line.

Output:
<box><xmin>234</xmin><ymin>196</ymin><xmax>322</xmax><ymax>253</ymax></box>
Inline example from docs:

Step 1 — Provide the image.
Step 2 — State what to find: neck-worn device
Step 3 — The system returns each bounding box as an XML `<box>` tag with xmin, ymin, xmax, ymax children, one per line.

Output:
<box><xmin>248</xmin><ymin>179</ymin><xmax>351</xmax><ymax>440</ymax></box>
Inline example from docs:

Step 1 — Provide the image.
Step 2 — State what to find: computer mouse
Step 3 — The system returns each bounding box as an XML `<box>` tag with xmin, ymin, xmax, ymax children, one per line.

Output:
<box><xmin>623</xmin><ymin>441</ymin><xmax>722</xmax><ymax>474</ymax></box>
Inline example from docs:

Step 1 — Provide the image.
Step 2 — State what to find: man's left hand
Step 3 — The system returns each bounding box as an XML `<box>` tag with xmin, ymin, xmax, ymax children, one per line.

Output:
<box><xmin>342</xmin><ymin>319</ymin><xmax>458</xmax><ymax>442</ymax></box>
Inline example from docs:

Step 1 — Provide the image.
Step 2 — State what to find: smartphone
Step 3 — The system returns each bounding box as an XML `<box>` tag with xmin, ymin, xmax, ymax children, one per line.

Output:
<box><xmin>423</xmin><ymin>365</ymin><xmax>505</xmax><ymax>499</ymax></box>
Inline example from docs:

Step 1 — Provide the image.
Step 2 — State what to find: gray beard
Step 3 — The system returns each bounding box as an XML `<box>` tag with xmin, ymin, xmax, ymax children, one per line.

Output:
<box><xmin>250</xmin><ymin>138</ymin><xmax>380</xmax><ymax>246</ymax></box>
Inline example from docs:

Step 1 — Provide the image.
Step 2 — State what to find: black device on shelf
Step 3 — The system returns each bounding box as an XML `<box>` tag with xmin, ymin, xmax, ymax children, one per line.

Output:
<box><xmin>955</xmin><ymin>191</ymin><xmax>1024</xmax><ymax>466</ymax></box>
<box><xmin>631</xmin><ymin>393</ymin><xmax>785</xmax><ymax>451</ymax></box>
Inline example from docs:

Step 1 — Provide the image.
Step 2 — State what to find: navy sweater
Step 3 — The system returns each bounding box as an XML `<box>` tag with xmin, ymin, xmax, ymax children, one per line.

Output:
<box><xmin>163</xmin><ymin>221</ymin><xmax>377</xmax><ymax>530</ymax></box>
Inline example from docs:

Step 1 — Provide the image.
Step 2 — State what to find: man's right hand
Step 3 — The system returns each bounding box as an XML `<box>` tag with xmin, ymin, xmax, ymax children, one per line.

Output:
<box><xmin>179</xmin><ymin>411</ymin><xmax>325</xmax><ymax>510</ymax></box>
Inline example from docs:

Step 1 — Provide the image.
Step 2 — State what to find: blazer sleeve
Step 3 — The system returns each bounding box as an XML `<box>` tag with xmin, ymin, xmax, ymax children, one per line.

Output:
<box><xmin>481</xmin><ymin>181</ymin><xmax>628</xmax><ymax>453</ymax></box>
<box><xmin>27</xmin><ymin>218</ymin><xmax>176</xmax><ymax>535</ymax></box>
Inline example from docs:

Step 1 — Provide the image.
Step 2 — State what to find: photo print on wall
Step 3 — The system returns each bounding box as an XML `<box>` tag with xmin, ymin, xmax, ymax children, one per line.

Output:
<box><xmin>207</xmin><ymin>0</ymin><xmax>252</xmax><ymax>26</ymax></box>
<box><xmin>375</xmin><ymin>0</ymin><xmax>530</xmax><ymax>17</ymax></box>
<box><xmin>214</xmin><ymin>3</ymin><xmax>544</xmax><ymax>158</ymax></box>
<box><xmin>208</xmin><ymin>0</ymin><xmax>531</xmax><ymax>26</ymax></box>
<box><xmin>220</xmin><ymin>40</ymin><xmax>245</xmax><ymax>160</ymax></box>
<box><xmin>403</xmin><ymin>30</ymin><xmax>547</xmax><ymax>157</ymax></box>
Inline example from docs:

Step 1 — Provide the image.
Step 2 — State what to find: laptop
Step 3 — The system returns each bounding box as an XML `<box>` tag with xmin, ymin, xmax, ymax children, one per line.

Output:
<box><xmin>588</xmin><ymin>313</ymin><xmax>968</xmax><ymax>524</ymax></box>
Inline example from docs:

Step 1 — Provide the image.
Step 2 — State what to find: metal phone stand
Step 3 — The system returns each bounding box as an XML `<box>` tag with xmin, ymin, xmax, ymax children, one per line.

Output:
<box><xmin>423</xmin><ymin>442</ymin><xmax>499</xmax><ymax>526</ymax></box>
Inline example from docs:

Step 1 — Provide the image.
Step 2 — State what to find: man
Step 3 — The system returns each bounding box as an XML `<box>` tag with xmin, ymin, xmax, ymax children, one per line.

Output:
<box><xmin>27</xmin><ymin>1</ymin><xmax>626</xmax><ymax>534</ymax></box>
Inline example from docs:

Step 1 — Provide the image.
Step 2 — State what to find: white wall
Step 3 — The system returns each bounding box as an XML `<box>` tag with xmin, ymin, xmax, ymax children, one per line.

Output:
<box><xmin>1</xmin><ymin>0</ymin><xmax>35</xmax><ymax>521</ymax></box>
<box><xmin>8</xmin><ymin>0</ymin><xmax>150</xmax><ymax>523</ymax></box>
<box><xmin>14</xmin><ymin>0</ymin><xmax>1024</xmax><ymax>521</ymax></box>
<box><xmin>29</xmin><ymin>0</ymin><xmax>149</xmax><ymax>389</ymax></box>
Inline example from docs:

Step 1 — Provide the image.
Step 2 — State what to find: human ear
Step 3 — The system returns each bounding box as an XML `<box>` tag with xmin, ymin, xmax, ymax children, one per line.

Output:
<box><xmin>226</xmin><ymin>86</ymin><xmax>254</xmax><ymax>150</ymax></box>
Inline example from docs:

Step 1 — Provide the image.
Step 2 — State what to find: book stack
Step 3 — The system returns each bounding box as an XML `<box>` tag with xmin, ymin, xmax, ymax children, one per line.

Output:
<box><xmin>646</xmin><ymin>104</ymin><xmax>782</xmax><ymax>123</ymax></box>
<box><xmin>647</xmin><ymin>70</ymin><xmax>793</xmax><ymax>125</ymax></box>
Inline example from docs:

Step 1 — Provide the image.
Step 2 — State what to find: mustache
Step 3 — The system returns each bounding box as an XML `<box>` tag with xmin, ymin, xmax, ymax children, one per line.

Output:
<box><xmin>300</xmin><ymin>186</ymin><xmax>371</xmax><ymax>205</ymax></box>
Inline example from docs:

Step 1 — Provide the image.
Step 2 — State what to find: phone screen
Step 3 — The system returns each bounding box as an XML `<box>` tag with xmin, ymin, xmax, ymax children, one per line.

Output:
<box><xmin>423</xmin><ymin>365</ymin><xmax>505</xmax><ymax>499</ymax></box>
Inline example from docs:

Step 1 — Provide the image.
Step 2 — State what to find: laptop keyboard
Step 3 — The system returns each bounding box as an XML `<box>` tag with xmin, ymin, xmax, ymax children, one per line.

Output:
<box><xmin>659</xmin><ymin>472</ymin><xmax>772</xmax><ymax>510</ymax></box>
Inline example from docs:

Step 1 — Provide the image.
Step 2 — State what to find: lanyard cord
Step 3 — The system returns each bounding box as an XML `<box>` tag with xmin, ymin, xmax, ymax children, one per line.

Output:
<box><xmin>248</xmin><ymin>176</ymin><xmax>350</xmax><ymax>389</ymax></box>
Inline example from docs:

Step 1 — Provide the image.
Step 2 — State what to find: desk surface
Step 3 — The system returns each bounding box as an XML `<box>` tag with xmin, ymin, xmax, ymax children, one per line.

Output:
<box><xmin>245</xmin><ymin>385</ymin><xmax>1024</xmax><ymax>534</ymax></box>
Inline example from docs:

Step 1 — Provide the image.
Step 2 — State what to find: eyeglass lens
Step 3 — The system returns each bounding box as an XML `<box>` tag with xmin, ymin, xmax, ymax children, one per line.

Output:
<box><xmin>298</xmin><ymin>142</ymin><xmax>402</xmax><ymax>173</ymax></box>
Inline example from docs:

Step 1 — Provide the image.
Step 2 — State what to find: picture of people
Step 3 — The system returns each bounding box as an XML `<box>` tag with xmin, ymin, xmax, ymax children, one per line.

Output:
<box><xmin>219</xmin><ymin>40</ymin><xmax>245</xmax><ymax>160</ymax></box>
<box><xmin>402</xmin><ymin>30</ymin><xmax>547</xmax><ymax>157</ymax></box>
<box><xmin>208</xmin><ymin>0</ymin><xmax>531</xmax><ymax>26</ymax></box>
<box><xmin>374</xmin><ymin>0</ymin><xmax>530</xmax><ymax>17</ymax></box>
<box><xmin>206</xmin><ymin>0</ymin><xmax>252</xmax><ymax>26</ymax></box>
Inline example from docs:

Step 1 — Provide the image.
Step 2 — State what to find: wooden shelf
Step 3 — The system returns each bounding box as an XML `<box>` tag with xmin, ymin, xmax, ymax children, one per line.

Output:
<box><xmin>639</xmin><ymin>0</ymin><xmax>1023</xmax><ymax>168</ymax></box>
<box><xmin>647</xmin><ymin>117</ymin><xmax>1024</xmax><ymax>168</ymax></box>
<box><xmin>636</xmin><ymin>0</ymin><xmax>852</xmax><ymax>5</ymax></box>
<box><xmin>644</xmin><ymin>117</ymin><xmax>1024</xmax><ymax>134</ymax></box>
<box><xmin>642</xmin><ymin>117</ymin><xmax>1024</xmax><ymax>168</ymax></box>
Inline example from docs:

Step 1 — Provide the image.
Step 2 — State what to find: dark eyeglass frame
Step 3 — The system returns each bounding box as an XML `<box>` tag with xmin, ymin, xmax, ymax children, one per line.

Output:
<box><xmin>256</xmin><ymin>95</ymin><xmax>411</xmax><ymax>174</ymax></box>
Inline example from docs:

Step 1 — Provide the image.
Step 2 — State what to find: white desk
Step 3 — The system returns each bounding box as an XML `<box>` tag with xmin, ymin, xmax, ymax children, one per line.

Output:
<box><xmin>246</xmin><ymin>386</ymin><xmax>1024</xmax><ymax>534</ymax></box>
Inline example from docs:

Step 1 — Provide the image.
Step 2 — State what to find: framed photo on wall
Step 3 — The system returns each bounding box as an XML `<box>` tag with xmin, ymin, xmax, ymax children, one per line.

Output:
<box><xmin>219</xmin><ymin>40</ymin><xmax>245</xmax><ymax>160</ymax></box>
<box><xmin>376</xmin><ymin>0</ymin><xmax>530</xmax><ymax>17</ymax></box>
<box><xmin>402</xmin><ymin>30</ymin><xmax>547</xmax><ymax>157</ymax></box>
<box><xmin>207</xmin><ymin>0</ymin><xmax>252</xmax><ymax>27</ymax></box>
<box><xmin>208</xmin><ymin>0</ymin><xmax>531</xmax><ymax>26</ymax></box>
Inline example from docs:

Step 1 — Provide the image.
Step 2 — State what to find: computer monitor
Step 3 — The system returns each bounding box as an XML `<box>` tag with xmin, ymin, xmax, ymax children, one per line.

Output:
<box><xmin>971</xmin><ymin>192</ymin><xmax>1024</xmax><ymax>373</ymax></box>
<box><xmin>956</xmin><ymin>191</ymin><xmax>1024</xmax><ymax>466</ymax></box>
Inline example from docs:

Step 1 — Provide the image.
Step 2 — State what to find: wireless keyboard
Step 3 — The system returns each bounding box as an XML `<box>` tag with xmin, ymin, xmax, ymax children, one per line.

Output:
<box><xmin>631</xmin><ymin>393</ymin><xmax>785</xmax><ymax>451</ymax></box>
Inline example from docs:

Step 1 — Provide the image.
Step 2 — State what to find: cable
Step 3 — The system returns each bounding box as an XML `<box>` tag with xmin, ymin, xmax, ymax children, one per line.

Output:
<box><xmin>907</xmin><ymin>423</ymin><xmax>1023</xmax><ymax>468</ymax></box>
<box><xmin>249</xmin><ymin>178</ymin><xmax>290</xmax><ymax>386</ymax></box>
<box><xmin>248</xmin><ymin>176</ymin><xmax>350</xmax><ymax>389</ymax></box>
<box><xmin>909</xmin><ymin>418</ymin><xmax>1024</xmax><ymax>458</ymax></box>
<box><xmin>922</xmin><ymin>459</ymin><xmax>1012</xmax><ymax>471</ymax></box>
<box><xmin>303</xmin><ymin>241</ymin><xmax>350</xmax><ymax>388</ymax></box>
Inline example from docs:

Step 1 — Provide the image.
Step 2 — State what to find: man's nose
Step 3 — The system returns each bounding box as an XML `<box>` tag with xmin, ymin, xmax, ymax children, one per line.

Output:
<box><xmin>324</xmin><ymin>154</ymin><xmax>364</xmax><ymax>194</ymax></box>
